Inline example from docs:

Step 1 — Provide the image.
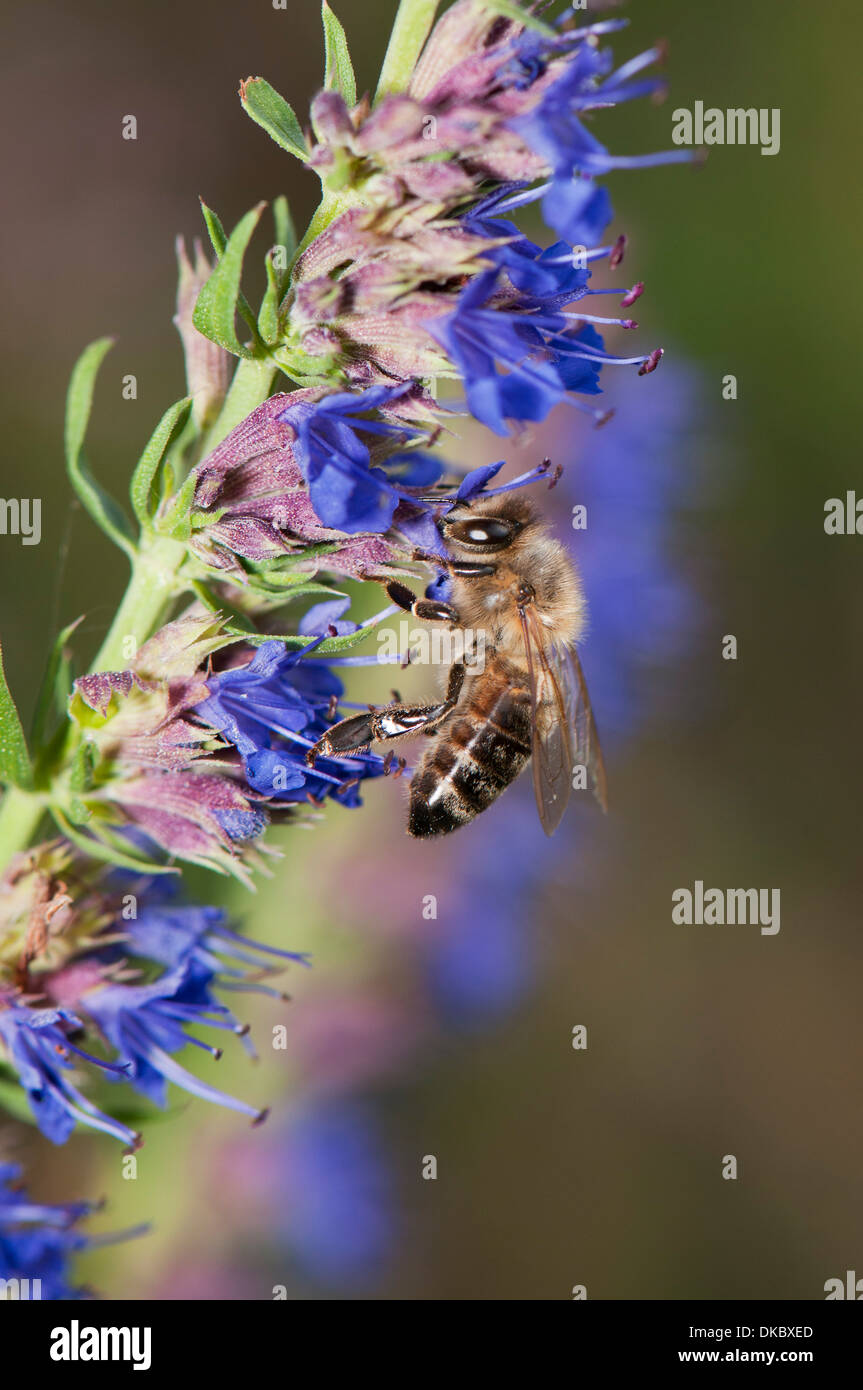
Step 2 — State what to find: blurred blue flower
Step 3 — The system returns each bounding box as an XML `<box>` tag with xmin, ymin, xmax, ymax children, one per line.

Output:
<box><xmin>9</xmin><ymin>870</ymin><xmax>311</xmax><ymax>1144</ymax></box>
<box><xmin>122</xmin><ymin>884</ymin><xmax>311</xmax><ymax>994</ymax></box>
<box><xmin>81</xmin><ymin>959</ymin><xmax>268</xmax><ymax>1124</ymax></box>
<box><xmin>0</xmin><ymin>1163</ymin><xmax>98</xmax><ymax>1300</ymax></box>
<box><xmin>0</xmin><ymin>997</ymin><xmax>138</xmax><ymax>1146</ymax></box>
<box><xmin>274</xmin><ymin>1101</ymin><xmax>394</xmax><ymax>1286</ymax></box>
<box><xmin>1</xmin><ymin>1162</ymin><xmax>145</xmax><ymax>1299</ymax></box>
<box><xmin>554</xmin><ymin>360</ymin><xmax>705</xmax><ymax>736</ymax></box>
<box><xmin>422</xmin><ymin>797</ymin><xmax>544</xmax><ymax>1028</ymax></box>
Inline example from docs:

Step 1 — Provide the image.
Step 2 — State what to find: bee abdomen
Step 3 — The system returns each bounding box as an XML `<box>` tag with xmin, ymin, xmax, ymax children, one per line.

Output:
<box><xmin>408</xmin><ymin>688</ymin><xmax>531</xmax><ymax>838</ymax></box>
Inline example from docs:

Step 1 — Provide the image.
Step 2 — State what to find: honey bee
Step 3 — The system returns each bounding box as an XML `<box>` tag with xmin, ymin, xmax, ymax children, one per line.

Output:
<box><xmin>307</xmin><ymin>491</ymin><xmax>607</xmax><ymax>836</ymax></box>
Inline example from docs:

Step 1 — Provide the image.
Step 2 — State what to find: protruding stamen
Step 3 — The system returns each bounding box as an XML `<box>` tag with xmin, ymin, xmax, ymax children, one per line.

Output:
<box><xmin>638</xmin><ymin>347</ymin><xmax>663</xmax><ymax>376</ymax></box>
<box><xmin>621</xmin><ymin>281</ymin><xmax>644</xmax><ymax>307</ymax></box>
<box><xmin>605</xmin><ymin>45</ymin><xmax>665</xmax><ymax>87</ymax></box>
<box><xmin>563</xmin><ymin>312</ymin><xmax>637</xmax><ymax>328</ymax></box>
<box><xmin>609</xmin><ymin>234</ymin><xmax>627</xmax><ymax>268</ymax></box>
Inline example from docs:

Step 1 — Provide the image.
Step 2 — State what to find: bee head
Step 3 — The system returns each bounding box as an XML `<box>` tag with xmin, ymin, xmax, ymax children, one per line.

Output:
<box><xmin>438</xmin><ymin>494</ymin><xmax>537</xmax><ymax>555</ymax></box>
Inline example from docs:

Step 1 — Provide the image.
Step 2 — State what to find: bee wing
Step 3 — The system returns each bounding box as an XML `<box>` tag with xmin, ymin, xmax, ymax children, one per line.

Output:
<box><xmin>565</xmin><ymin>643</ymin><xmax>608</xmax><ymax>814</ymax></box>
<box><xmin>519</xmin><ymin>606</ymin><xmax>607</xmax><ymax>836</ymax></box>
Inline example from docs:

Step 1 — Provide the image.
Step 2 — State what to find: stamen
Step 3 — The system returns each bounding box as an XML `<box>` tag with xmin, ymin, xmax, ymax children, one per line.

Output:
<box><xmin>609</xmin><ymin>234</ymin><xmax>627</xmax><ymax>268</ymax></box>
<box><xmin>563</xmin><ymin>312</ymin><xmax>638</xmax><ymax>328</ymax></box>
<box><xmin>475</xmin><ymin>457</ymin><xmax>557</xmax><ymax>498</ymax></box>
<box><xmin>606</xmin><ymin>44</ymin><xmax>667</xmax><ymax>86</ymax></box>
<box><xmin>637</xmin><ymin>347</ymin><xmax>663</xmax><ymax>376</ymax></box>
<box><xmin>493</xmin><ymin>182</ymin><xmax>551</xmax><ymax>215</ymax></box>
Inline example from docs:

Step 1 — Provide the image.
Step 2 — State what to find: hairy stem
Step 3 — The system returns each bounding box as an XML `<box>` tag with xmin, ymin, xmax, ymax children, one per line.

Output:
<box><xmin>89</xmin><ymin>536</ymin><xmax>188</xmax><ymax>674</ymax></box>
<box><xmin>375</xmin><ymin>0</ymin><xmax>440</xmax><ymax>100</ymax></box>
<box><xmin>0</xmin><ymin>536</ymin><xmax>190</xmax><ymax>866</ymax></box>
<box><xmin>200</xmin><ymin>358</ymin><xmax>278</xmax><ymax>456</ymax></box>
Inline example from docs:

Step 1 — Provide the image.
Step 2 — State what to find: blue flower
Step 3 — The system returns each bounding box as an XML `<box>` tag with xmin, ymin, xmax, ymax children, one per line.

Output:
<box><xmin>419</xmin><ymin>795</ymin><xmax>545</xmax><ymax>1027</ymax></box>
<box><xmin>0</xmin><ymin>997</ymin><xmax>139</xmax><ymax>1147</ymax></box>
<box><xmin>506</xmin><ymin>37</ymin><xmax>693</xmax><ymax>242</ymax></box>
<box><xmin>460</xmin><ymin>214</ymin><xmax>596</xmax><ymax>300</ymax></box>
<box><xmin>195</xmin><ymin>639</ymin><xmax>388</xmax><ymax>808</ymax></box>
<box><xmin>277</xmin><ymin>385</ymin><xmax>440</xmax><ymax>535</ymax></box>
<box><xmin>274</xmin><ymin>1101</ymin><xmax>394</xmax><ymax>1285</ymax></box>
<box><xmin>122</xmin><ymin>885</ymin><xmax>311</xmax><ymax>1003</ymax></box>
<box><xmin>0</xmin><ymin>1162</ymin><xmax>145</xmax><ymax>1299</ymax></box>
<box><xmin>0</xmin><ymin>1163</ymin><xmax>98</xmax><ymax>1300</ymax></box>
<box><xmin>82</xmin><ymin>959</ymin><xmax>268</xmax><ymax>1123</ymax></box>
<box><xmin>426</xmin><ymin>262</ymin><xmax>652</xmax><ymax>436</ymax></box>
<box><xmin>1</xmin><ymin>871</ymin><xmax>309</xmax><ymax>1143</ymax></box>
<box><xmin>552</xmin><ymin>358</ymin><xmax>705</xmax><ymax>735</ymax></box>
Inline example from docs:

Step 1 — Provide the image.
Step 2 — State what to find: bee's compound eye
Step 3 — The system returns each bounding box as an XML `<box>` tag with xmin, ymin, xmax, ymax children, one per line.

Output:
<box><xmin>446</xmin><ymin>518</ymin><xmax>514</xmax><ymax>547</ymax></box>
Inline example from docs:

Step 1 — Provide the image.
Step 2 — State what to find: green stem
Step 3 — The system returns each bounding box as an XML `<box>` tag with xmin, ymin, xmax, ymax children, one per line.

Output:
<box><xmin>90</xmin><ymin>535</ymin><xmax>188</xmax><ymax>674</ymax></box>
<box><xmin>291</xmin><ymin>191</ymin><xmax>347</xmax><ymax>265</ymax></box>
<box><xmin>375</xmin><ymin>0</ymin><xmax>440</xmax><ymax>100</ymax></box>
<box><xmin>0</xmin><ymin>535</ymin><xmax>191</xmax><ymax>865</ymax></box>
<box><xmin>200</xmin><ymin>357</ymin><xmax>278</xmax><ymax>456</ymax></box>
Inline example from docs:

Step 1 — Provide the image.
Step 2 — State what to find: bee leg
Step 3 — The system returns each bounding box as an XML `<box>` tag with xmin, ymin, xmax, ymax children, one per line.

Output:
<box><xmin>408</xmin><ymin>551</ymin><xmax>497</xmax><ymax>580</ymax></box>
<box><xmin>385</xmin><ymin>580</ymin><xmax>460</xmax><ymax>626</ymax></box>
<box><xmin>306</xmin><ymin>664</ymin><xmax>466</xmax><ymax>765</ymax></box>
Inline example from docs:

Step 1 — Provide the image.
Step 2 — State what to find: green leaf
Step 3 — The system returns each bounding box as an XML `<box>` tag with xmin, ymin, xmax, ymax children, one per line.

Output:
<box><xmin>272</xmin><ymin>195</ymin><xmax>297</xmax><ymax>279</ymax></box>
<box><xmin>65</xmin><ymin>339</ymin><xmax>137</xmax><ymax>561</ymax></box>
<box><xmin>192</xmin><ymin>204</ymin><xmax>267</xmax><ymax>359</ymax></box>
<box><xmin>200</xmin><ymin>201</ymin><xmax>228</xmax><ymax>258</ymax></box>
<box><xmin>259</xmin><ymin>196</ymin><xmax>297</xmax><ymax>337</ymax></box>
<box><xmin>159</xmin><ymin>471</ymin><xmax>199</xmax><ymax>542</ymax></box>
<box><xmin>188</xmin><ymin>581</ymin><xmax>257</xmax><ymax>635</ymax></box>
<box><xmin>51</xmin><ymin>808</ymin><xmax>178</xmax><ymax>876</ymax></box>
<box><xmin>322</xmin><ymin>3</ymin><xmax>357</xmax><ymax>105</ymax></box>
<box><xmin>226</xmin><ymin>611</ymin><xmax>389</xmax><ymax>655</ymax></box>
<box><xmin>239</xmin><ymin>77</ymin><xmax>309</xmax><ymax>161</ymax></box>
<box><xmin>130</xmin><ymin>396</ymin><xmax>193</xmax><ymax>528</ymax></box>
<box><xmin>375</xmin><ymin>0</ymin><xmax>441</xmax><ymax>100</ymax></box>
<box><xmin>198</xmin><ymin>199</ymin><xmax>259</xmax><ymax>343</ymax></box>
<box><xmin>0</xmin><ymin>640</ymin><xmax>33</xmax><ymax>789</ymax></box>
<box><xmin>69</xmin><ymin>740</ymin><xmax>98</xmax><ymax>794</ymax></box>
<box><xmin>30</xmin><ymin>616</ymin><xmax>84</xmax><ymax>754</ymax></box>
<box><xmin>258</xmin><ymin>249</ymin><xmax>284</xmax><ymax>345</ymax></box>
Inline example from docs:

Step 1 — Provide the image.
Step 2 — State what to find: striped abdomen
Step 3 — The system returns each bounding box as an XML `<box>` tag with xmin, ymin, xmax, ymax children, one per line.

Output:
<box><xmin>408</xmin><ymin>662</ymin><xmax>532</xmax><ymax>838</ymax></box>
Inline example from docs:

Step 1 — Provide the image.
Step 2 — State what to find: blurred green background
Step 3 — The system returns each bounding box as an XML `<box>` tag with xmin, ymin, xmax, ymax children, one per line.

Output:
<box><xmin>1</xmin><ymin>0</ymin><xmax>861</xmax><ymax>1299</ymax></box>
